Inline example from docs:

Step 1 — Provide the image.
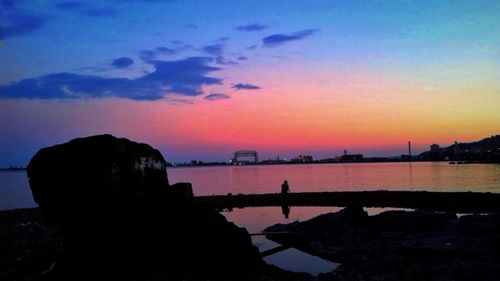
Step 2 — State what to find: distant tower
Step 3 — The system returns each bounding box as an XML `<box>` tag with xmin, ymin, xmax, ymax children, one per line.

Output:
<box><xmin>408</xmin><ymin>141</ymin><xmax>412</xmax><ymax>161</ymax></box>
<box><xmin>344</xmin><ymin>150</ymin><xmax>347</xmax><ymax>156</ymax></box>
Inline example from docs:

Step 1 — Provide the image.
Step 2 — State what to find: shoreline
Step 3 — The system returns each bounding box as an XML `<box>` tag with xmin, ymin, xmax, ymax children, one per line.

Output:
<box><xmin>197</xmin><ymin>190</ymin><xmax>500</xmax><ymax>213</ymax></box>
<box><xmin>3</xmin><ymin>189</ymin><xmax>500</xmax><ymax>280</ymax></box>
<box><xmin>165</xmin><ymin>160</ymin><xmax>500</xmax><ymax>168</ymax></box>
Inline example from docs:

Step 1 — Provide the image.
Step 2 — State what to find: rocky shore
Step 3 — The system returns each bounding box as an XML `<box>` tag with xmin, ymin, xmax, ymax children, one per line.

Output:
<box><xmin>0</xmin><ymin>208</ymin><xmax>313</xmax><ymax>281</ymax></box>
<box><xmin>265</xmin><ymin>207</ymin><xmax>500</xmax><ymax>281</ymax></box>
<box><xmin>5</xmin><ymin>206</ymin><xmax>500</xmax><ymax>281</ymax></box>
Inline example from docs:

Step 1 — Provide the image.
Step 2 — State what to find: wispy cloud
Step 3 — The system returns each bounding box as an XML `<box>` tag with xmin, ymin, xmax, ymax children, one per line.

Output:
<box><xmin>202</xmin><ymin>44</ymin><xmax>224</xmax><ymax>56</ymax></box>
<box><xmin>236</xmin><ymin>23</ymin><xmax>268</xmax><ymax>32</ymax></box>
<box><xmin>139</xmin><ymin>45</ymin><xmax>191</xmax><ymax>60</ymax></box>
<box><xmin>215</xmin><ymin>56</ymin><xmax>237</xmax><ymax>65</ymax></box>
<box><xmin>263</xmin><ymin>29</ymin><xmax>317</xmax><ymax>47</ymax></box>
<box><xmin>232</xmin><ymin>83</ymin><xmax>261</xmax><ymax>90</ymax></box>
<box><xmin>201</xmin><ymin>43</ymin><xmax>238</xmax><ymax>65</ymax></box>
<box><xmin>156</xmin><ymin>46</ymin><xmax>177</xmax><ymax>55</ymax></box>
<box><xmin>205</xmin><ymin>93</ymin><xmax>230</xmax><ymax>101</ymax></box>
<box><xmin>111</xmin><ymin>57</ymin><xmax>134</xmax><ymax>68</ymax></box>
<box><xmin>0</xmin><ymin>57</ymin><xmax>222</xmax><ymax>100</ymax></box>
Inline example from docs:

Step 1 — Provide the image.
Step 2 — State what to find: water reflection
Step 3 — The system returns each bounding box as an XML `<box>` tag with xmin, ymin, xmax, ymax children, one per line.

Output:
<box><xmin>223</xmin><ymin>206</ymin><xmax>342</xmax><ymax>274</ymax></box>
<box><xmin>281</xmin><ymin>204</ymin><xmax>290</xmax><ymax>219</ymax></box>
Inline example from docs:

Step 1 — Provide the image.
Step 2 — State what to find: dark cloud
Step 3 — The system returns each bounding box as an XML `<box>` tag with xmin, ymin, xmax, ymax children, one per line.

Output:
<box><xmin>263</xmin><ymin>29</ymin><xmax>317</xmax><ymax>47</ymax></box>
<box><xmin>76</xmin><ymin>66</ymin><xmax>108</xmax><ymax>72</ymax></box>
<box><xmin>139</xmin><ymin>45</ymin><xmax>190</xmax><ymax>61</ymax></box>
<box><xmin>184</xmin><ymin>24</ymin><xmax>198</xmax><ymax>29</ymax></box>
<box><xmin>202</xmin><ymin>44</ymin><xmax>224</xmax><ymax>56</ymax></box>
<box><xmin>0</xmin><ymin>57</ymin><xmax>222</xmax><ymax>100</ymax></box>
<box><xmin>169</xmin><ymin>84</ymin><xmax>202</xmax><ymax>96</ymax></box>
<box><xmin>205</xmin><ymin>93</ymin><xmax>230</xmax><ymax>101</ymax></box>
<box><xmin>201</xmin><ymin>44</ymin><xmax>237</xmax><ymax>65</ymax></box>
<box><xmin>164</xmin><ymin>97</ymin><xmax>194</xmax><ymax>105</ymax></box>
<box><xmin>231</xmin><ymin>83</ymin><xmax>261</xmax><ymax>90</ymax></box>
<box><xmin>156</xmin><ymin>46</ymin><xmax>176</xmax><ymax>55</ymax></box>
<box><xmin>236</xmin><ymin>23</ymin><xmax>268</xmax><ymax>32</ymax></box>
<box><xmin>237</xmin><ymin>56</ymin><xmax>248</xmax><ymax>61</ymax></box>
<box><xmin>139</xmin><ymin>50</ymin><xmax>156</xmax><ymax>61</ymax></box>
<box><xmin>1</xmin><ymin>11</ymin><xmax>48</xmax><ymax>39</ymax></box>
<box><xmin>215</xmin><ymin>56</ymin><xmax>237</xmax><ymax>65</ymax></box>
<box><xmin>245</xmin><ymin>45</ymin><xmax>257</xmax><ymax>50</ymax></box>
<box><xmin>111</xmin><ymin>57</ymin><xmax>134</xmax><ymax>68</ymax></box>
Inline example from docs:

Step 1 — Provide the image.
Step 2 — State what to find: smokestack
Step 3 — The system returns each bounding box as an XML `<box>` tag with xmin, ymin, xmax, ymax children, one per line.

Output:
<box><xmin>408</xmin><ymin>141</ymin><xmax>412</xmax><ymax>161</ymax></box>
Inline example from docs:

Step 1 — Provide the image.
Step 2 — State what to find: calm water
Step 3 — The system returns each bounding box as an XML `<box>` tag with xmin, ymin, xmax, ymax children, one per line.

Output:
<box><xmin>4</xmin><ymin>162</ymin><xmax>500</xmax><ymax>209</ymax></box>
<box><xmin>169</xmin><ymin>162</ymin><xmax>500</xmax><ymax>195</ymax></box>
<box><xmin>2</xmin><ymin>162</ymin><xmax>500</xmax><ymax>275</ymax></box>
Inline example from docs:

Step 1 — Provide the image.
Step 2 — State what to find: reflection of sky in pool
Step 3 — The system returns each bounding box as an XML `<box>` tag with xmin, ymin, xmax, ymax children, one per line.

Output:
<box><xmin>223</xmin><ymin>206</ymin><xmax>342</xmax><ymax>275</ymax></box>
<box><xmin>223</xmin><ymin>206</ymin><xmax>416</xmax><ymax>275</ymax></box>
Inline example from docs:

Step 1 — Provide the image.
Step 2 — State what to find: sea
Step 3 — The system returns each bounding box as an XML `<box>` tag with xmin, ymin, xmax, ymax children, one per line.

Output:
<box><xmin>2</xmin><ymin>162</ymin><xmax>500</xmax><ymax>275</ymax></box>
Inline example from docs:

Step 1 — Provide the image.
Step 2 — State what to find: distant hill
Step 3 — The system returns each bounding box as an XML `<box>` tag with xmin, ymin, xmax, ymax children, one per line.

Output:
<box><xmin>419</xmin><ymin>135</ymin><xmax>500</xmax><ymax>162</ymax></box>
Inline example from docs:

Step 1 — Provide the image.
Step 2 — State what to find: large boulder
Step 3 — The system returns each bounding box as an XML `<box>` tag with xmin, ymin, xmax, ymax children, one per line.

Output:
<box><xmin>27</xmin><ymin>134</ymin><xmax>169</xmax><ymax>224</ymax></box>
<box><xmin>26</xmin><ymin>135</ymin><xmax>262</xmax><ymax>280</ymax></box>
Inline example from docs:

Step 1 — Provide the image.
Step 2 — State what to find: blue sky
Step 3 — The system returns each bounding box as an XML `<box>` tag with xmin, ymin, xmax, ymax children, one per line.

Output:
<box><xmin>0</xmin><ymin>0</ymin><xmax>499</xmax><ymax>166</ymax></box>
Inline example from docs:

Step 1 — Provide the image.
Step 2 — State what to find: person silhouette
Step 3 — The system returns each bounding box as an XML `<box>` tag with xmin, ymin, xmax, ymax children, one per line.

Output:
<box><xmin>281</xmin><ymin>180</ymin><xmax>290</xmax><ymax>194</ymax></box>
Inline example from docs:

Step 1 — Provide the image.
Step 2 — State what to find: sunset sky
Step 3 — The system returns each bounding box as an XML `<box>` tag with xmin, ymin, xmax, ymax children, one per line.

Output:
<box><xmin>1</xmin><ymin>0</ymin><xmax>499</xmax><ymax>166</ymax></box>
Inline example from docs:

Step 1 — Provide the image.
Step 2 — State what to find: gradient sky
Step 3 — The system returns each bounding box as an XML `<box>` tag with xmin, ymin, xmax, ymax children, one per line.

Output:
<box><xmin>1</xmin><ymin>0</ymin><xmax>499</xmax><ymax>166</ymax></box>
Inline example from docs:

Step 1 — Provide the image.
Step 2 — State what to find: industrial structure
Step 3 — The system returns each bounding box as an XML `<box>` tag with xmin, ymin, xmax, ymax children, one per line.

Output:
<box><xmin>231</xmin><ymin>150</ymin><xmax>259</xmax><ymax>165</ymax></box>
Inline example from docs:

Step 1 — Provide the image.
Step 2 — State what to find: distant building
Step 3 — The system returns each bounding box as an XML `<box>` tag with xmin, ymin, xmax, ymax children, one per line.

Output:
<box><xmin>291</xmin><ymin>154</ymin><xmax>314</xmax><ymax>163</ymax></box>
<box><xmin>340</xmin><ymin>154</ymin><xmax>363</xmax><ymax>162</ymax></box>
<box><xmin>430</xmin><ymin>144</ymin><xmax>441</xmax><ymax>153</ymax></box>
<box><xmin>231</xmin><ymin>150</ymin><xmax>259</xmax><ymax>165</ymax></box>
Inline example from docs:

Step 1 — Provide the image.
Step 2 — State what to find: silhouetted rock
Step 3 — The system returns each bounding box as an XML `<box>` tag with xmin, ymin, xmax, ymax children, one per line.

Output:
<box><xmin>26</xmin><ymin>135</ymin><xmax>262</xmax><ymax>280</ymax></box>
<box><xmin>369</xmin><ymin>210</ymin><xmax>458</xmax><ymax>233</ymax></box>
<box><xmin>266</xmin><ymin>208</ymin><xmax>500</xmax><ymax>281</ymax></box>
<box><xmin>27</xmin><ymin>134</ymin><xmax>169</xmax><ymax>224</ymax></box>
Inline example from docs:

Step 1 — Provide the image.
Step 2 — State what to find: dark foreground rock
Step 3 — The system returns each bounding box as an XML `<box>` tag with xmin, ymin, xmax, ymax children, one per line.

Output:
<box><xmin>266</xmin><ymin>207</ymin><xmax>500</xmax><ymax>281</ymax></box>
<box><xmin>7</xmin><ymin>134</ymin><xmax>308</xmax><ymax>281</ymax></box>
<box><xmin>1</xmin><ymin>208</ymin><xmax>314</xmax><ymax>281</ymax></box>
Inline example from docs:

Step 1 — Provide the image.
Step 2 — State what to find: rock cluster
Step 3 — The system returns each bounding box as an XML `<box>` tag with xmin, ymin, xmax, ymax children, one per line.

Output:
<box><xmin>266</xmin><ymin>207</ymin><xmax>500</xmax><ymax>281</ymax></box>
<box><xmin>26</xmin><ymin>135</ymin><xmax>262</xmax><ymax>280</ymax></box>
